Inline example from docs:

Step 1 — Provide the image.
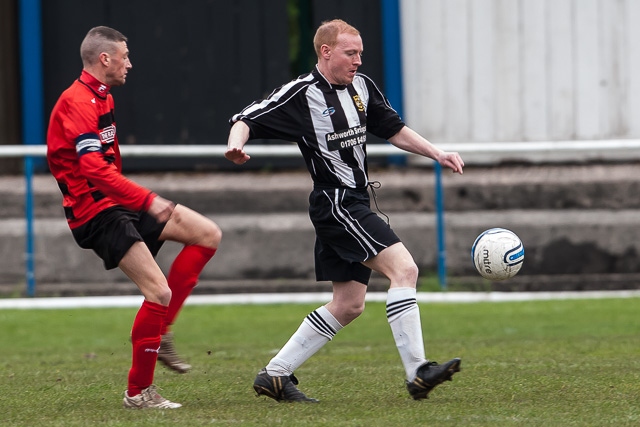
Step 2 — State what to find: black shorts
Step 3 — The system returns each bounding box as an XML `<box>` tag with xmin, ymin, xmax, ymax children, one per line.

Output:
<box><xmin>71</xmin><ymin>206</ymin><xmax>166</xmax><ymax>270</ymax></box>
<box><xmin>309</xmin><ymin>187</ymin><xmax>401</xmax><ymax>285</ymax></box>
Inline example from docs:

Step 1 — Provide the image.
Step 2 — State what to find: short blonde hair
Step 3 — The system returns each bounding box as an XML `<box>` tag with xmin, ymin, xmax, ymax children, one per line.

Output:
<box><xmin>313</xmin><ymin>19</ymin><xmax>360</xmax><ymax>57</ymax></box>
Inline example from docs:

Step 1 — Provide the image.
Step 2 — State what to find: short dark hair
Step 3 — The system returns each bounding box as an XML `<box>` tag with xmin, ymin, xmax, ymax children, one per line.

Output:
<box><xmin>80</xmin><ymin>26</ymin><xmax>128</xmax><ymax>66</ymax></box>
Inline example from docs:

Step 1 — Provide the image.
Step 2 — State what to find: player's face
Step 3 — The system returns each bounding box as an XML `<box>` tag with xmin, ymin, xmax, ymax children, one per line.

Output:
<box><xmin>325</xmin><ymin>32</ymin><xmax>363</xmax><ymax>86</ymax></box>
<box><xmin>104</xmin><ymin>41</ymin><xmax>132</xmax><ymax>86</ymax></box>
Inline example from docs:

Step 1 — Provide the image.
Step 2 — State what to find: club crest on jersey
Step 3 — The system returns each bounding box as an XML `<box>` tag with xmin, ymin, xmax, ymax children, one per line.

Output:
<box><xmin>100</xmin><ymin>125</ymin><xmax>116</xmax><ymax>144</ymax></box>
<box><xmin>352</xmin><ymin>95</ymin><xmax>364</xmax><ymax>112</ymax></box>
<box><xmin>322</xmin><ymin>107</ymin><xmax>336</xmax><ymax>117</ymax></box>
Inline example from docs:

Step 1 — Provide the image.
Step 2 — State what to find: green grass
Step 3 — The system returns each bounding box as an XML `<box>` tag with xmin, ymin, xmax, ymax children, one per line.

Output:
<box><xmin>1</xmin><ymin>298</ymin><xmax>640</xmax><ymax>426</ymax></box>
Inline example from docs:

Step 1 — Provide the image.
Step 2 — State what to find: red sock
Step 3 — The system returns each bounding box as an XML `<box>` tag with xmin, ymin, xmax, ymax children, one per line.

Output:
<box><xmin>127</xmin><ymin>300</ymin><xmax>168</xmax><ymax>396</ymax></box>
<box><xmin>161</xmin><ymin>245</ymin><xmax>216</xmax><ymax>335</ymax></box>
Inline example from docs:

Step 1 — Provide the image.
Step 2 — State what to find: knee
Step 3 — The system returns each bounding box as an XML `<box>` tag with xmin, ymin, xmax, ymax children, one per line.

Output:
<box><xmin>147</xmin><ymin>286</ymin><xmax>172</xmax><ymax>306</ymax></box>
<box><xmin>200</xmin><ymin>221</ymin><xmax>222</xmax><ymax>248</ymax></box>
<box><xmin>397</xmin><ymin>261</ymin><xmax>419</xmax><ymax>286</ymax></box>
<box><xmin>157</xmin><ymin>287</ymin><xmax>172</xmax><ymax>306</ymax></box>
<box><xmin>339</xmin><ymin>300</ymin><xmax>365</xmax><ymax>325</ymax></box>
<box><xmin>352</xmin><ymin>301</ymin><xmax>366</xmax><ymax>319</ymax></box>
<box><xmin>406</xmin><ymin>262</ymin><xmax>419</xmax><ymax>282</ymax></box>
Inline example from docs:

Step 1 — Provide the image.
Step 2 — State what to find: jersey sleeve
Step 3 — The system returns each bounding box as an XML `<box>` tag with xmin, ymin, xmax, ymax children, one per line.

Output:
<box><xmin>76</xmin><ymin>137</ymin><xmax>155</xmax><ymax>211</ymax></box>
<box><xmin>231</xmin><ymin>82</ymin><xmax>308</xmax><ymax>142</ymax></box>
<box><xmin>361</xmin><ymin>76</ymin><xmax>406</xmax><ymax>140</ymax></box>
<box><xmin>66</xmin><ymin>101</ymin><xmax>155</xmax><ymax>212</ymax></box>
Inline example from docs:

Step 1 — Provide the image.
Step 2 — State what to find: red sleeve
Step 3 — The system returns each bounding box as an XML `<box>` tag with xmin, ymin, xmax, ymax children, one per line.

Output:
<box><xmin>66</xmin><ymin>96</ymin><xmax>155</xmax><ymax>212</ymax></box>
<box><xmin>78</xmin><ymin>149</ymin><xmax>155</xmax><ymax>211</ymax></box>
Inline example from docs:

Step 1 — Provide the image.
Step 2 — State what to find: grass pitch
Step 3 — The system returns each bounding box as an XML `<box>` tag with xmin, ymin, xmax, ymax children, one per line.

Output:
<box><xmin>1</xmin><ymin>297</ymin><xmax>639</xmax><ymax>426</ymax></box>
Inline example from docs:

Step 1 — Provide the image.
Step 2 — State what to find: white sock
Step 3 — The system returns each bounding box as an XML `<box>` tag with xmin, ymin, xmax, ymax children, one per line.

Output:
<box><xmin>386</xmin><ymin>287</ymin><xmax>426</xmax><ymax>381</ymax></box>
<box><xmin>266</xmin><ymin>305</ymin><xmax>343</xmax><ymax>376</ymax></box>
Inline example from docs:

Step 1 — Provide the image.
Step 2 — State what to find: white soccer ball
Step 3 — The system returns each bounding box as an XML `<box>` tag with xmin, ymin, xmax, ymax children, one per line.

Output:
<box><xmin>471</xmin><ymin>228</ymin><xmax>524</xmax><ymax>281</ymax></box>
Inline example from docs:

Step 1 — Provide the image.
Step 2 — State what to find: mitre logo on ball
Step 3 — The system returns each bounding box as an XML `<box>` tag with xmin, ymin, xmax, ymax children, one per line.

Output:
<box><xmin>471</xmin><ymin>228</ymin><xmax>524</xmax><ymax>281</ymax></box>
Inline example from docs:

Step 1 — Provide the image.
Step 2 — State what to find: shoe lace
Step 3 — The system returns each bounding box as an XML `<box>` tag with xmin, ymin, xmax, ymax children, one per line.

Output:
<box><xmin>142</xmin><ymin>385</ymin><xmax>163</xmax><ymax>402</ymax></box>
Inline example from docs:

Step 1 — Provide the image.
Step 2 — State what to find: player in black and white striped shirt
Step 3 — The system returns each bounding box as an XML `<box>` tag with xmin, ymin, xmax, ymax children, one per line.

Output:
<box><xmin>226</xmin><ymin>19</ymin><xmax>465</xmax><ymax>402</ymax></box>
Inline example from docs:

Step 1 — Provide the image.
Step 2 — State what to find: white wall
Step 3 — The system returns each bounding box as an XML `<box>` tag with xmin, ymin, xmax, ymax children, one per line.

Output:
<box><xmin>400</xmin><ymin>0</ymin><xmax>640</xmax><ymax>143</ymax></box>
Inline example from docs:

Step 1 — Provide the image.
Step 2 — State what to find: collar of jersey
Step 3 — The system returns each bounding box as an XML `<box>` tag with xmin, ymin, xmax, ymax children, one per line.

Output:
<box><xmin>313</xmin><ymin>66</ymin><xmax>348</xmax><ymax>91</ymax></box>
<box><xmin>78</xmin><ymin>70</ymin><xmax>111</xmax><ymax>99</ymax></box>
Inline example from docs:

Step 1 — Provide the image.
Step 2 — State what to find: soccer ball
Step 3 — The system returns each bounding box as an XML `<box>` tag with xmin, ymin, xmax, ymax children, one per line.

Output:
<box><xmin>471</xmin><ymin>228</ymin><xmax>524</xmax><ymax>281</ymax></box>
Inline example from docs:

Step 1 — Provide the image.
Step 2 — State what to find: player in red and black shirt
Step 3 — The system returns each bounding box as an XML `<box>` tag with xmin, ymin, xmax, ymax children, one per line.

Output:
<box><xmin>47</xmin><ymin>26</ymin><xmax>222</xmax><ymax>409</ymax></box>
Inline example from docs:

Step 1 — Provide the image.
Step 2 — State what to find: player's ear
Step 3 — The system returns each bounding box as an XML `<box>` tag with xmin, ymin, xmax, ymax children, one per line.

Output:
<box><xmin>320</xmin><ymin>44</ymin><xmax>331</xmax><ymax>59</ymax></box>
<box><xmin>99</xmin><ymin>52</ymin><xmax>110</xmax><ymax>67</ymax></box>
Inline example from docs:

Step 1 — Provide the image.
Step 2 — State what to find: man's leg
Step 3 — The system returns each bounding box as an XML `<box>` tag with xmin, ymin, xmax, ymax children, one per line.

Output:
<box><xmin>364</xmin><ymin>243</ymin><xmax>426</xmax><ymax>378</ymax></box>
<box><xmin>118</xmin><ymin>242</ymin><xmax>181</xmax><ymax>408</ymax></box>
<box><xmin>364</xmin><ymin>243</ymin><xmax>461</xmax><ymax>399</ymax></box>
<box><xmin>254</xmin><ymin>281</ymin><xmax>366</xmax><ymax>402</ymax></box>
<box><xmin>157</xmin><ymin>205</ymin><xmax>222</xmax><ymax>372</ymax></box>
<box><xmin>163</xmin><ymin>245</ymin><xmax>217</xmax><ymax>333</ymax></box>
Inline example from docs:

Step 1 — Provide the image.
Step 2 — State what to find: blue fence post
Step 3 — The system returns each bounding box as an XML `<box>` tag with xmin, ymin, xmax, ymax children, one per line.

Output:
<box><xmin>434</xmin><ymin>163</ymin><xmax>447</xmax><ymax>289</ymax></box>
<box><xmin>19</xmin><ymin>0</ymin><xmax>44</xmax><ymax>297</ymax></box>
<box><xmin>382</xmin><ymin>0</ymin><xmax>447</xmax><ymax>288</ymax></box>
<box><xmin>381</xmin><ymin>0</ymin><xmax>407</xmax><ymax>167</ymax></box>
<box><xmin>24</xmin><ymin>157</ymin><xmax>36</xmax><ymax>296</ymax></box>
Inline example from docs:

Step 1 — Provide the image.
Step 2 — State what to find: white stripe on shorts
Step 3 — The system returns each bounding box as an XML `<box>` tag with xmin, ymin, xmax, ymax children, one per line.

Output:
<box><xmin>323</xmin><ymin>189</ymin><xmax>387</xmax><ymax>261</ymax></box>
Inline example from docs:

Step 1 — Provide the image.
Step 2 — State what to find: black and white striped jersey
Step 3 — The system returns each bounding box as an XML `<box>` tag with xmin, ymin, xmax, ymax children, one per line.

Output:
<box><xmin>231</xmin><ymin>66</ymin><xmax>405</xmax><ymax>189</ymax></box>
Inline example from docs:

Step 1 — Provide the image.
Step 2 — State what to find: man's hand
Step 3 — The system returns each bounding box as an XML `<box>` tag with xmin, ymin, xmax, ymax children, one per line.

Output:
<box><xmin>147</xmin><ymin>195</ymin><xmax>175</xmax><ymax>223</ymax></box>
<box><xmin>436</xmin><ymin>152</ymin><xmax>465</xmax><ymax>174</ymax></box>
<box><xmin>225</xmin><ymin>147</ymin><xmax>251</xmax><ymax>165</ymax></box>
<box><xmin>226</xmin><ymin>121</ymin><xmax>251</xmax><ymax>165</ymax></box>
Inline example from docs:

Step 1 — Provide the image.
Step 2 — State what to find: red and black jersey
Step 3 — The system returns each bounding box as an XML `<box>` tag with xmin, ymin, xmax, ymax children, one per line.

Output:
<box><xmin>47</xmin><ymin>70</ymin><xmax>154</xmax><ymax>229</ymax></box>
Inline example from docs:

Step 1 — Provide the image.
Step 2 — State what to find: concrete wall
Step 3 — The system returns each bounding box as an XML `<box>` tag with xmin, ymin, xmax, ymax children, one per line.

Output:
<box><xmin>1</xmin><ymin>164</ymin><xmax>639</xmax><ymax>295</ymax></box>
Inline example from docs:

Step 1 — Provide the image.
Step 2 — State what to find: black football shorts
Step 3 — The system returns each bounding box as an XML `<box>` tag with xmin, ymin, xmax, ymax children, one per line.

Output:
<box><xmin>71</xmin><ymin>206</ymin><xmax>166</xmax><ymax>270</ymax></box>
<box><xmin>309</xmin><ymin>187</ymin><xmax>400</xmax><ymax>285</ymax></box>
